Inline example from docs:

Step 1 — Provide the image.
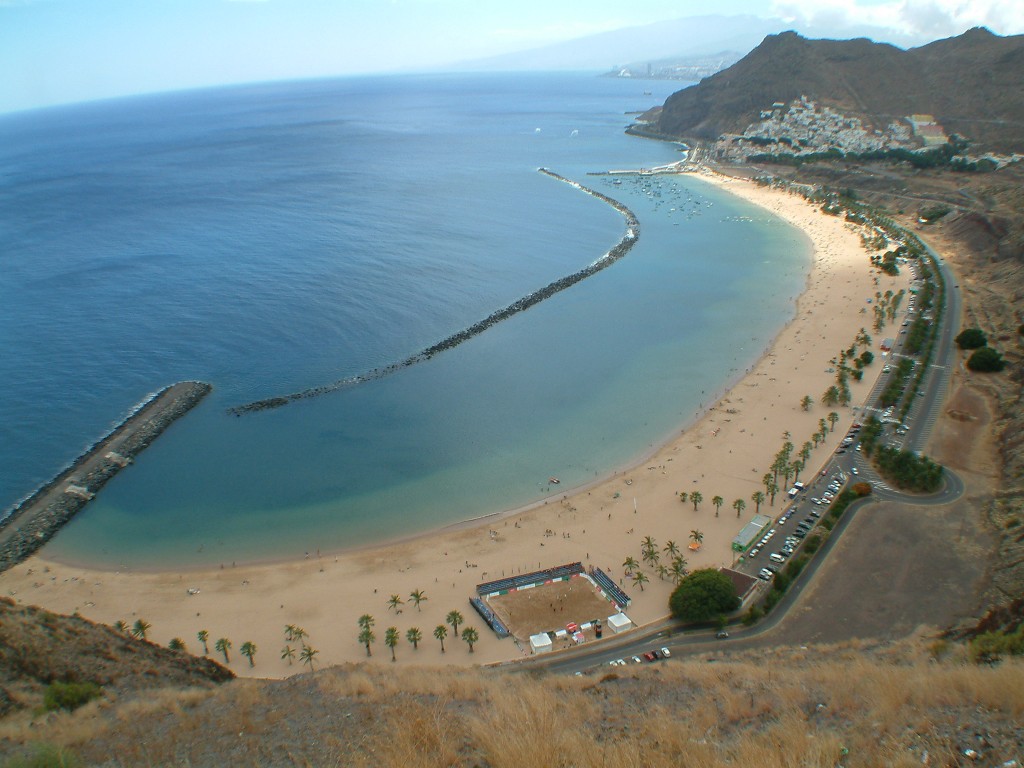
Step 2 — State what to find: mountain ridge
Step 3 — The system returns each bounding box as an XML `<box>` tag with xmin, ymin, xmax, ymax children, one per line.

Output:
<box><xmin>654</xmin><ymin>27</ymin><xmax>1024</xmax><ymax>152</ymax></box>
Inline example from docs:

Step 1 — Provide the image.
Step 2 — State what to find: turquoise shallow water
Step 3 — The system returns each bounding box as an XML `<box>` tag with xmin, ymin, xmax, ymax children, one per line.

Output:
<box><xmin>0</xmin><ymin>73</ymin><xmax>810</xmax><ymax>569</ymax></box>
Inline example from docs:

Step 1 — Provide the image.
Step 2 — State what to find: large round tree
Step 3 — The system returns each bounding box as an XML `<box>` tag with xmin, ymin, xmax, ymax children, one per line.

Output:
<box><xmin>669</xmin><ymin>568</ymin><xmax>740</xmax><ymax>623</ymax></box>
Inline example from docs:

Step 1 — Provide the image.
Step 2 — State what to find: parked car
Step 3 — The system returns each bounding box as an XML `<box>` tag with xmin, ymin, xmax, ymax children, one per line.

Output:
<box><xmin>716</xmin><ymin>631</ymin><xmax>729</xmax><ymax>640</ymax></box>
<box><xmin>661</xmin><ymin>648</ymin><xmax>671</xmax><ymax>657</ymax></box>
<box><xmin>769</xmin><ymin>553</ymin><xmax>787</xmax><ymax>563</ymax></box>
<box><xmin>643</xmin><ymin>651</ymin><xmax>656</xmax><ymax>662</ymax></box>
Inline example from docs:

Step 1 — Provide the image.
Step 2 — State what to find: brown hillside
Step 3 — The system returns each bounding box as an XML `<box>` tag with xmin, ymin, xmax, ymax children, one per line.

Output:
<box><xmin>1</xmin><ymin>644</ymin><xmax>1022</xmax><ymax>767</ymax></box>
<box><xmin>657</xmin><ymin>28</ymin><xmax>1024</xmax><ymax>151</ymax></box>
<box><xmin>0</xmin><ymin>597</ymin><xmax>232</xmax><ymax>717</ymax></box>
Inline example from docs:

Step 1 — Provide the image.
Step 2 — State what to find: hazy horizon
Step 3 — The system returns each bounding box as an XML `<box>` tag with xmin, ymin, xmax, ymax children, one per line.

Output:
<box><xmin>3</xmin><ymin>0</ymin><xmax>1023</xmax><ymax>115</ymax></box>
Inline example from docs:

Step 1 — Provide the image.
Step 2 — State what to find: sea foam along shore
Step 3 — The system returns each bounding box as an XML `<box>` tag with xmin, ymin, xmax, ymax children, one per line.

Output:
<box><xmin>0</xmin><ymin>171</ymin><xmax>910</xmax><ymax>676</ymax></box>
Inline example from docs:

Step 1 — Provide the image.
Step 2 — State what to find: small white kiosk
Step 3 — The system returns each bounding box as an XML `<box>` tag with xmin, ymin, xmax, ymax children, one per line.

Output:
<box><xmin>607</xmin><ymin>612</ymin><xmax>633</xmax><ymax>634</ymax></box>
<box><xmin>530</xmin><ymin>632</ymin><xmax>553</xmax><ymax>654</ymax></box>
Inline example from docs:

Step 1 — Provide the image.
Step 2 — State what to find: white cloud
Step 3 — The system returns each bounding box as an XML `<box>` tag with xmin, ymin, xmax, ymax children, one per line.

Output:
<box><xmin>771</xmin><ymin>0</ymin><xmax>1024</xmax><ymax>41</ymax></box>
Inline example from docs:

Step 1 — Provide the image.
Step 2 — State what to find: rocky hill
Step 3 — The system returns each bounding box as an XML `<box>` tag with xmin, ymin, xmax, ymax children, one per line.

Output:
<box><xmin>0</xmin><ymin>596</ymin><xmax>232</xmax><ymax>720</ymax></box>
<box><xmin>654</xmin><ymin>27</ymin><xmax>1024</xmax><ymax>152</ymax></box>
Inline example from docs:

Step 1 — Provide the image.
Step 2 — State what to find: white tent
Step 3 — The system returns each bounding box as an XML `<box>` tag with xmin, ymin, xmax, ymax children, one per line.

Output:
<box><xmin>530</xmin><ymin>632</ymin><xmax>553</xmax><ymax>654</ymax></box>
<box><xmin>607</xmin><ymin>612</ymin><xmax>633</xmax><ymax>634</ymax></box>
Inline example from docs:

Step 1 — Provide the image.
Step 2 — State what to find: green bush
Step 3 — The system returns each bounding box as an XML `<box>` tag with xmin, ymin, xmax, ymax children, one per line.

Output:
<box><xmin>967</xmin><ymin>346</ymin><xmax>1006</xmax><ymax>372</ymax></box>
<box><xmin>969</xmin><ymin>625</ymin><xmax>1024</xmax><ymax>663</ymax></box>
<box><xmin>43</xmin><ymin>681</ymin><xmax>102</xmax><ymax>713</ymax></box>
<box><xmin>668</xmin><ymin>569</ymin><xmax>740</xmax><ymax>622</ymax></box>
<box><xmin>955</xmin><ymin>328</ymin><xmax>987</xmax><ymax>349</ymax></box>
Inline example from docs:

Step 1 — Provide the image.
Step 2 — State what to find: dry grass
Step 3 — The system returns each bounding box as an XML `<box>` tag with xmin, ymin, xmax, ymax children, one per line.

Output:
<box><xmin>3</xmin><ymin>638</ymin><xmax>1023</xmax><ymax>767</ymax></box>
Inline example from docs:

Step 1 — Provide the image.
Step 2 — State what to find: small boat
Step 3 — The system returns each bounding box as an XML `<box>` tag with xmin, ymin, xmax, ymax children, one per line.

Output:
<box><xmin>549</xmin><ymin>477</ymin><xmax>560</xmax><ymax>485</ymax></box>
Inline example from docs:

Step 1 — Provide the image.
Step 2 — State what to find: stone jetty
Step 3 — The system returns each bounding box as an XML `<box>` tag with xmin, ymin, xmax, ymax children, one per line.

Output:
<box><xmin>0</xmin><ymin>381</ymin><xmax>212</xmax><ymax>573</ymax></box>
<box><xmin>228</xmin><ymin>168</ymin><xmax>641</xmax><ymax>416</ymax></box>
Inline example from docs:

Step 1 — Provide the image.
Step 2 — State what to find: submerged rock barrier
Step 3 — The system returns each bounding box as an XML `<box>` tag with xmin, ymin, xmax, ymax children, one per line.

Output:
<box><xmin>228</xmin><ymin>168</ymin><xmax>640</xmax><ymax>416</ymax></box>
<box><xmin>0</xmin><ymin>381</ymin><xmax>212</xmax><ymax>573</ymax></box>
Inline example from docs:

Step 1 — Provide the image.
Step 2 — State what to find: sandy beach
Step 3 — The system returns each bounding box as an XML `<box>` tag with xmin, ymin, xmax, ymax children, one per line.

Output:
<box><xmin>0</xmin><ymin>172</ymin><xmax>910</xmax><ymax>676</ymax></box>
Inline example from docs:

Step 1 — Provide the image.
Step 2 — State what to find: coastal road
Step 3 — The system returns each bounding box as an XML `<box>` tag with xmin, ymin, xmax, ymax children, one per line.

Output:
<box><xmin>504</xmin><ymin>247</ymin><xmax>965</xmax><ymax>675</ymax></box>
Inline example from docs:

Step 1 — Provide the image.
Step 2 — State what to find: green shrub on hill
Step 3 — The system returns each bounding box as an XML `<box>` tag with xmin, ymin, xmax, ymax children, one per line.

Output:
<box><xmin>967</xmin><ymin>346</ymin><xmax>1006</xmax><ymax>372</ymax></box>
<box><xmin>955</xmin><ymin>328</ymin><xmax>988</xmax><ymax>349</ymax></box>
<box><xmin>42</xmin><ymin>681</ymin><xmax>102</xmax><ymax>713</ymax></box>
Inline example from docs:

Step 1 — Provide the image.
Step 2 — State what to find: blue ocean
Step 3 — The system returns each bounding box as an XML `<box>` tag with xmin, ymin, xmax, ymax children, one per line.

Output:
<box><xmin>0</xmin><ymin>72</ymin><xmax>810</xmax><ymax>569</ymax></box>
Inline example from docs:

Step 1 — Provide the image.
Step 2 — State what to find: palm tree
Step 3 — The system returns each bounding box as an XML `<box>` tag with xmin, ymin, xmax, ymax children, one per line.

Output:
<box><xmin>792</xmin><ymin>459</ymin><xmax>805</xmax><ymax>482</ymax></box>
<box><xmin>800</xmin><ymin>441</ymin><xmax>813</xmax><ymax>463</ymax></box>
<box><xmin>357</xmin><ymin>614</ymin><xmax>374</xmax><ymax>631</ymax></box>
<box><xmin>622</xmin><ymin>556</ymin><xmax>640</xmax><ymax>575</ymax></box>
<box><xmin>434</xmin><ymin>624</ymin><xmax>448</xmax><ymax>653</ymax></box>
<box><xmin>240</xmin><ymin>641</ymin><xmax>257</xmax><ymax>667</ymax></box>
<box><xmin>656</xmin><ymin>563</ymin><xmax>669</xmax><ymax>581</ymax></box>
<box><xmin>409</xmin><ymin>589</ymin><xmax>428</xmax><ymax>612</ymax></box>
<box><xmin>300</xmin><ymin>645</ymin><xmax>319</xmax><ymax>673</ymax></box>
<box><xmin>406</xmin><ymin>627</ymin><xmax>422</xmax><ymax>650</ymax></box>
<box><xmin>131</xmin><ymin>619</ymin><xmax>151</xmax><ymax>641</ymax></box>
<box><xmin>679</xmin><ymin>491</ymin><xmax>689</xmax><ymax>505</ymax></box>
<box><xmin>197</xmin><ymin>629</ymin><xmax>209</xmax><ymax>655</ymax></box>
<box><xmin>712</xmin><ymin>495</ymin><xmax>724</xmax><ymax>517</ymax></box>
<box><xmin>800</xmin><ymin>394</ymin><xmax>813</xmax><ymax>411</ymax></box>
<box><xmin>828</xmin><ymin>411</ymin><xmax>840</xmax><ymax>432</ymax></box>
<box><xmin>281</xmin><ymin>645</ymin><xmax>296</xmax><ymax>666</ymax></box>
<box><xmin>284</xmin><ymin>624</ymin><xmax>297</xmax><ymax>642</ymax></box>
<box><xmin>690</xmin><ymin>529</ymin><xmax>704</xmax><ymax>547</ymax></box>
<box><xmin>384</xmin><ymin>627</ymin><xmax>400</xmax><ymax>662</ymax></box>
<box><xmin>358</xmin><ymin>626</ymin><xmax>375</xmax><ymax>657</ymax></box>
<box><xmin>641</xmin><ymin>534</ymin><xmax>656</xmax><ymax>552</ymax></box>
<box><xmin>732</xmin><ymin>498</ymin><xmax>746</xmax><ymax>518</ymax></box>
<box><xmin>669</xmin><ymin>557</ymin><xmax>688</xmax><ymax>584</ymax></box>
<box><xmin>663</xmin><ymin>540</ymin><xmax>680</xmax><ymax>558</ymax></box>
<box><xmin>292</xmin><ymin>626</ymin><xmax>308</xmax><ymax>646</ymax></box>
<box><xmin>387</xmin><ymin>594</ymin><xmax>404</xmax><ymax>613</ymax></box>
<box><xmin>822</xmin><ymin>386</ymin><xmax>840</xmax><ymax>406</ymax></box>
<box><xmin>114</xmin><ymin>620</ymin><xmax>129</xmax><ymax>635</ymax></box>
<box><xmin>168</xmin><ymin>638</ymin><xmax>186</xmax><ymax>652</ymax></box>
<box><xmin>632</xmin><ymin>571</ymin><xmax>649</xmax><ymax>592</ymax></box>
<box><xmin>751</xmin><ymin>490</ymin><xmax>765</xmax><ymax>514</ymax></box>
<box><xmin>461</xmin><ymin>626</ymin><xmax>479</xmax><ymax>653</ymax></box>
<box><xmin>215</xmin><ymin>637</ymin><xmax>232</xmax><ymax>664</ymax></box>
<box><xmin>446</xmin><ymin>610</ymin><xmax>464</xmax><ymax>639</ymax></box>
<box><xmin>690</xmin><ymin>490</ymin><xmax>703</xmax><ymax>511</ymax></box>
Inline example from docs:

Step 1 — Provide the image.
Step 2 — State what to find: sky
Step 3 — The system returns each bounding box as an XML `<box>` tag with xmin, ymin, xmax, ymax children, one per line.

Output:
<box><xmin>2</xmin><ymin>0</ymin><xmax>1022</xmax><ymax>114</ymax></box>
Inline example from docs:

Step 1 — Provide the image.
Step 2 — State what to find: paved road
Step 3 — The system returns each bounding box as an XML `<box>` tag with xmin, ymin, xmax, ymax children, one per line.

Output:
<box><xmin>505</xmin><ymin>245</ymin><xmax>964</xmax><ymax>676</ymax></box>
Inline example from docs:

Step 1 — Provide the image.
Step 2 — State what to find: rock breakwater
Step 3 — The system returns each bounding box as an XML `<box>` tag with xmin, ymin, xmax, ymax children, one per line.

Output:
<box><xmin>228</xmin><ymin>168</ymin><xmax>640</xmax><ymax>416</ymax></box>
<box><xmin>0</xmin><ymin>381</ymin><xmax>212</xmax><ymax>573</ymax></box>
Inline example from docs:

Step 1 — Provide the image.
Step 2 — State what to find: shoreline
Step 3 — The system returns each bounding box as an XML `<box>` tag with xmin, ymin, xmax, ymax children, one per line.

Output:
<box><xmin>0</xmin><ymin>171</ymin><xmax>910</xmax><ymax>676</ymax></box>
<box><xmin>0</xmin><ymin>381</ymin><xmax>212</xmax><ymax>574</ymax></box>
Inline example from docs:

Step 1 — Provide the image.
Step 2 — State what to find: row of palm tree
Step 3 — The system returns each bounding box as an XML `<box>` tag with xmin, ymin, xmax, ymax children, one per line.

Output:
<box><xmin>358</xmin><ymin>610</ymin><xmax>479</xmax><ymax>660</ymax></box>
<box><xmin>111</xmin><ymin>619</ymin><xmax>261</xmax><ymax>668</ymax></box>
